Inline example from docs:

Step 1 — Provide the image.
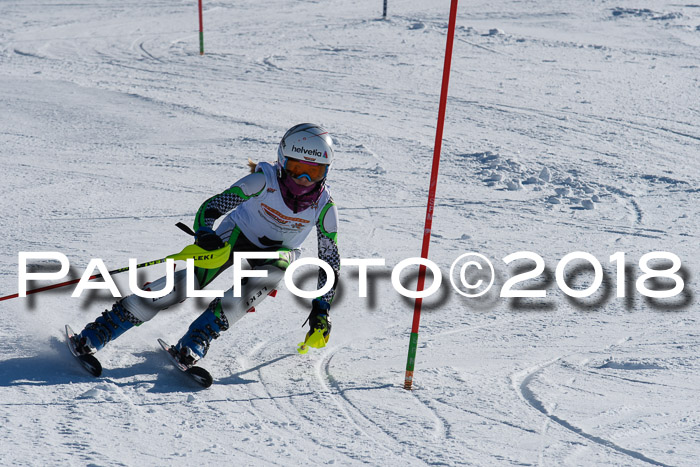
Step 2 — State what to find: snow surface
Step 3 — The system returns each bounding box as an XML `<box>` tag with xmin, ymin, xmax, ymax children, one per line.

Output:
<box><xmin>1</xmin><ymin>0</ymin><xmax>699</xmax><ymax>465</ymax></box>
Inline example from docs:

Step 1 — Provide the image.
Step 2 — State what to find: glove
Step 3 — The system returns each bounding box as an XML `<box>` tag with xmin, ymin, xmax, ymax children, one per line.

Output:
<box><xmin>194</xmin><ymin>227</ymin><xmax>225</xmax><ymax>251</ymax></box>
<box><xmin>306</xmin><ymin>299</ymin><xmax>332</xmax><ymax>343</ymax></box>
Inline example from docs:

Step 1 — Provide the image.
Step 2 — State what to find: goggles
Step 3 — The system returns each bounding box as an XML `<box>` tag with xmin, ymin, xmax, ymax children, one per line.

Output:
<box><xmin>284</xmin><ymin>158</ymin><xmax>328</xmax><ymax>182</ymax></box>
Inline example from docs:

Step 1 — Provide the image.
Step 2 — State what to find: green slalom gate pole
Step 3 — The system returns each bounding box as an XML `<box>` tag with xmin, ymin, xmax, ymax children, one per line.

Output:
<box><xmin>198</xmin><ymin>0</ymin><xmax>204</xmax><ymax>55</ymax></box>
<box><xmin>403</xmin><ymin>0</ymin><xmax>459</xmax><ymax>391</ymax></box>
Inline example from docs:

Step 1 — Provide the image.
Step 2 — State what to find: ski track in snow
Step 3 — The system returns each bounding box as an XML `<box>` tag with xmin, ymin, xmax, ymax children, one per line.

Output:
<box><xmin>315</xmin><ymin>346</ymin><xmax>402</xmax><ymax>458</ymax></box>
<box><xmin>514</xmin><ymin>356</ymin><xmax>671</xmax><ymax>466</ymax></box>
<box><xmin>1</xmin><ymin>0</ymin><xmax>699</xmax><ymax>465</ymax></box>
<box><xmin>512</xmin><ymin>329</ymin><xmax>700</xmax><ymax>466</ymax></box>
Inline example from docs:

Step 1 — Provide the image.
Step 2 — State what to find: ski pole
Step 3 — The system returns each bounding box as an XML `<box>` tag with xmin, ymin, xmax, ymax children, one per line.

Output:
<box><xmin>0</xmin><ymin>243</ymin><xmax>231</xmax><ymax>302</ymax></box>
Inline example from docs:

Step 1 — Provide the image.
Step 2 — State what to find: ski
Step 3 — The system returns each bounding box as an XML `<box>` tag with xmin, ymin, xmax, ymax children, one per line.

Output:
<box><xmin>65</xmin><ymin>324</ymin><xmax>102</xmax><ymax>377</ymax></box>
<box><xmin>158</xmin><ymin>338</ymin><xmax>213</xmax><ymax>388</ymax></box>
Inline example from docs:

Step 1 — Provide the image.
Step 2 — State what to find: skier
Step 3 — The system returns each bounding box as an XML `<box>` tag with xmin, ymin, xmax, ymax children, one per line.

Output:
<box><xmin>71</xmin><ymin>123</ymin><xmax>340</xmax><ymax>367</ymax></box>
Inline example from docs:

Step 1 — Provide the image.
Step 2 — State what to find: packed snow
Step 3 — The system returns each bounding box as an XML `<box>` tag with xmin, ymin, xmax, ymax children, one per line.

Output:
<box><xmin>1</xmin><ymin>0</ymin><xmax>698</xmax><ymax>465</ymax></box>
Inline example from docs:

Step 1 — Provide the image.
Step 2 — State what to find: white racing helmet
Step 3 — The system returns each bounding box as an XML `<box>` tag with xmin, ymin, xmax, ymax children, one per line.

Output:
<box><xmin>277</xmin><ymin>123</ymin><xmax>334</xmax><ymax>182</ymax></box>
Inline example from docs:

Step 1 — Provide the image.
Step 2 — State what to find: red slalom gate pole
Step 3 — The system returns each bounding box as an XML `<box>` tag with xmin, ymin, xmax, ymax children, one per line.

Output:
<box><xmin>198</xmin><ymin>0</ymin><xmax>204</xmax><ymax>55</ymax></box>
<box><xmin>403</xmin><ymin>0</ymin><xmax>459</xmax><ymax>391</ymax></box>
